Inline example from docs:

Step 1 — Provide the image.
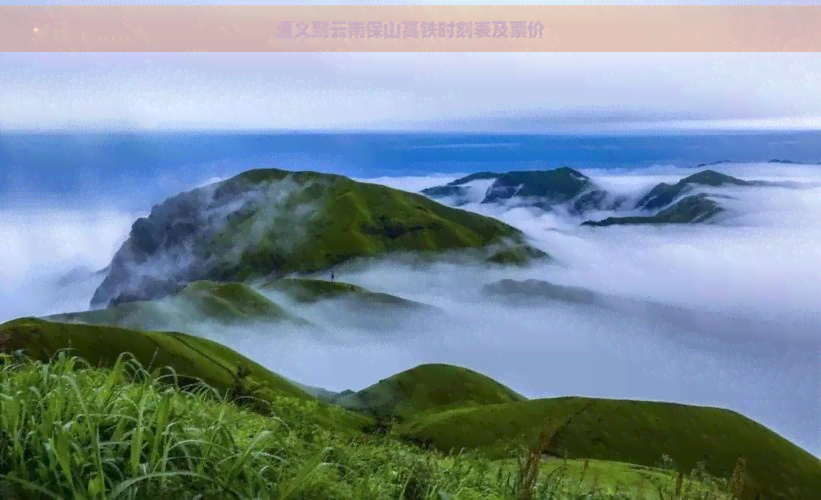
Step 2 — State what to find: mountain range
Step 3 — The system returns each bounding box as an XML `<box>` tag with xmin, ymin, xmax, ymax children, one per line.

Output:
<box><xmin>421</xmin><ymin>167</ymin><xmax>796</xmax><ymax>226</ymax></box>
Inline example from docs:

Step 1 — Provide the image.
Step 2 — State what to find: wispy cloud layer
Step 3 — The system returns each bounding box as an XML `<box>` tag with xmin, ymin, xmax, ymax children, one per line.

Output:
<box><xmin>3</xmin><ymin>53</ymin><xmax>821</xmax><ymax>131</ymax></box>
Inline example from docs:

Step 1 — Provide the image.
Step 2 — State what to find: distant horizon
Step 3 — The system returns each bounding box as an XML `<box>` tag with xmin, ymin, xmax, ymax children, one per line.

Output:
<box><xmin>3</xmin><ymin>126</ymin><xmax>821</xmax><ymax>136</ymax></box>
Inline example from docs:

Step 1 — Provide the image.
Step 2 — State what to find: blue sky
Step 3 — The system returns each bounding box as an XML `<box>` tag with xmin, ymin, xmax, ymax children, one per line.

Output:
<box><xmin>3</xmin><ymin>52</ymin><xmax>820</xmax><ymax>132</ymax></box>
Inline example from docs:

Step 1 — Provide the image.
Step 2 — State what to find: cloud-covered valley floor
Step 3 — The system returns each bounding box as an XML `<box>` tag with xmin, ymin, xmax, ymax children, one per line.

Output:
<box><xmin>1</xmin><ymin>163</ymin><xmax>819</xmax><ymax>457</ymax></box>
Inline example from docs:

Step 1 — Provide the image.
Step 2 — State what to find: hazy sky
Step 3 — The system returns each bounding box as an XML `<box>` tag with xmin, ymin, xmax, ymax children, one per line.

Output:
<box><xmin>3</xmin><ymin>52</ymin><xmax>821</xmax><ymax>132</ymax></box>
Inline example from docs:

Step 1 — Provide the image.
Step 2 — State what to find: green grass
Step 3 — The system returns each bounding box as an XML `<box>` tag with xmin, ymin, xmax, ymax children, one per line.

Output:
<box><xmin>0</xmin><ymin>317</ymin><xmax>311</xmax><ymax>403</ymax></box>
<box><xmin>334</xmin><ymin>363</ymin><xmax>527</xmax><ymax>420</ymax></box>
<box><xmin>249</xmin><ymin>173</ymin><xmax>546</xmax><ymax>274</ymax></box>
<box><xmin>496</xmin><ymin>456</ymin><xmax>732</xmax><ymax>500</ymax></box>
<box><xmin>0</xmin><ymin>351</ymin><xmax>735</xmax><ymax>500</ymax></box>
<box><xmin>394</xmin><ymin>396</ymin><xmax>821</xmax><ymax>500</ymax></box>
<box><xmin>258</xmin><ymin>277</ymin><xmax>428</xmax><ymax>309</ymax></box>
<box><xmin>52</xmin><ymin>281</ymin><xmax>301</xmax><ymax>331</ymax></box>
<box><xmin>93</xmin><ymin>168</ymin><xmax>548</xmax><ymax>307</ymax></box>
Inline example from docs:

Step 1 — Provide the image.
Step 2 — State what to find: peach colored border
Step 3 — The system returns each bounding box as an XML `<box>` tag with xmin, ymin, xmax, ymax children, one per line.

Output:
<box><xmin>2</xmin><ymin>6</ymin><xmax>820</xmax><ymax>52</ymax></box>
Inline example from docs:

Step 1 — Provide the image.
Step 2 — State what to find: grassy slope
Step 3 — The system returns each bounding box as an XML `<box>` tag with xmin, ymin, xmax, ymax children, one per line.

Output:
<box><xmin>258</xmin><ymin>277</ymin><xmax>427</xmax><ymax>309</ymax></box>
<box><xmin>0</xmin><ymin>318</ymin><xmax>374</xmax><ymax>438</ymax></box>
<box><xmin>335</xmin><ymin>363</ymin><xmax>527</xmax><ymax>420</ymax></box>
<box><xmin>395</xmin><ymin>396</ymin><xmax>821</xmax><ymax>500</ymax></box>
<box><xmin>50</xmin><ymin>281</ymin><xmax>301</xmax><ymax>330</ymax></box>
<box><xmin>250</xmin><ymin>172</ymin><xmax>545</xmax><ymax>274</ymax></box>
<box><xmin>0</xmin><ymin>317</ymin><xmax>309</xmax><ymax>402</ymax></box>
<box><xmin>0</xmin><ymin>354</ymin><xmax>735</xmax><ymax>500</ymax></box>
<box><xmin>495</xmin><ymin>456</ymin><xmax>726</xmax><ymax>499</ymax></box>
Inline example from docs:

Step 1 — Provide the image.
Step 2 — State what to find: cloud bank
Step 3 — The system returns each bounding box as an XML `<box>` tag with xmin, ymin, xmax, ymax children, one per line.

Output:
<box><xmin>3</xmin><ymin>53</ymin><xmax>821</xmax><ymax>132</ymax></box>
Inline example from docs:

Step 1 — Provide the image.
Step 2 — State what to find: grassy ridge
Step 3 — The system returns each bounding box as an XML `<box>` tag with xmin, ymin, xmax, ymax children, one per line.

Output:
<box><xmin>335</xmin><ymin>363</ymin><xmax>526</xmax><ymax>419</ymax></box>
<box><xmin>396</xmin><ymin>397</ymin><xmax>820</xmax><ymax>500</ymax></box>
<box><xmin>51</xmin><ymin>281</ymin><xmax>300</xmax><ymax>330</ymax></box>
<box><xmin>221</xmin><ymin>171</ymin><xmax>547</xmax><ymax>278</ymax></box>
<box><xmin>0</xmin><ymin>317</ymin><xmax>310</xmax><ymax>403</ymax></box>
<box><xmin>259</xmin><ymin>277</ymin><xmax>428</xmax><ymax>309</ymax></box>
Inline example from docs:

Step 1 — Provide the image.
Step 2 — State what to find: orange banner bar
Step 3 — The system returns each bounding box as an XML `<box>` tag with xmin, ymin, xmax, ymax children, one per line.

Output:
<box><xmin>2</xmin><ymin>5</ymin><xmax>819</xmax><ymax>52</ymax></box>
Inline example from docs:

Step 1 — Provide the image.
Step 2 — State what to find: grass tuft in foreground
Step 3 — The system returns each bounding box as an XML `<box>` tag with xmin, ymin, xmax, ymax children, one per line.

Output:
<box><xmin>0</xmin><ymin>351</ymin><xmax>738</xmax><ymax>500</ymax></box>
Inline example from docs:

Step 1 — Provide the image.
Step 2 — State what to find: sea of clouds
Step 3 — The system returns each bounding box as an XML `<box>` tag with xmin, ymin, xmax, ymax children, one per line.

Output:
<box><xmin>1</xmin><ymin>162</ymin><xmax>819</xmax><ymax>456</ymax></box>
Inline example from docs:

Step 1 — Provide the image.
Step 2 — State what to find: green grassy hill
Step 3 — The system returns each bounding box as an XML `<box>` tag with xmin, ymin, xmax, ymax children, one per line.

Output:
<box><xmin>335</xmin><ymin>363</ymin><xmax>527</xmax><ymax>419</ymax></box>
<box><xmin>0</xmin><ymin>351</ymin><xmax>737</xmax><ymax>500</ymax></box>
<box><xmin>50</xmin><ymin>280</ymin><xmax>301</xmax><ymax>331</ymax></box>
<box><xmin>0</xmin><ymin>317</ymin><xmax>310</xmax><ymax>403</ymax></box>
<box><xmin>92</xmin><ymin>168</ymin><xmax>547</xmax><ymax>308</ymax></box>
<box><xmin>0</xmin><ymin>318</ymin><xmax>376</xmax><ymax>442</ymax></box>
<box><xmin>395</xmin><ymin>396</ymin><xmax>821</xmax><ymax>500</ymax></box>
